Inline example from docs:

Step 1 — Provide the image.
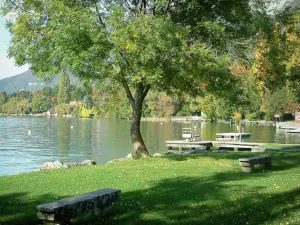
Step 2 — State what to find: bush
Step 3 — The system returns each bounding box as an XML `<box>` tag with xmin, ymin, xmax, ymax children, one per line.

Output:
<box><xmin>176</xmin><ymin>110</ymin><xmax>192</xmax><ymax>116</ymax></box>
<box><xmin>200</xmin><ymin>95</ymin><xmax>217</xmax><ymax>121</ymax></box>
<box><xmin>78</xmin><ymin>104</ymin><xmax>94</xmax><ymax>118</ymax></box>
<box><xmin>232</xmin><ymin>112</ymin><xmax>242</xmax><ymax>122</ymax></box>
<box><xmin>31</xmin><ymin>93</ymin><xmax>51</xmax><ymax>113</ymax></box>
<box><xmin>245</xmin><ymin>112</ymin><xmax>260</xmax><ymax>120</ymax></box>
<box><xmin>55</xmin><ymin>104</ymin><xmax>74</xmax><ymax>116</ymax></box>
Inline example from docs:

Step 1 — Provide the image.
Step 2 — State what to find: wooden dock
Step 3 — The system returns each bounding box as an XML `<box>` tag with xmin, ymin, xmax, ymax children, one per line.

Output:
<box><xmin>216</xmin><ymin>133</ymin><xmax>251</xmax><ymax>141</ymax></box>
<box><xmin>213</xmin><ymin>141</ymin><xmax>261</xmax><ymax>151</ymax></box>
<box><xmin>165</xmin><ymin>140</ymin><xmax>213</xmax><ymax>151</ymax></box>
<box><xmin>286</xmin><ymin>129</ymin><xmax>300</xmax><ymax>133</ymax></box>
<box><xmin>165</xmin><ymin>140</ymin><xmax>262</xmax><ymax>152</ymax></box>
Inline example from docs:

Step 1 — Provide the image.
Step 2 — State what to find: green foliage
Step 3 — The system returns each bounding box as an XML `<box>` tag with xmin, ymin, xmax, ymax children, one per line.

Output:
<box><xmin>52</xmin><ymin>85</ymin><xmax>59</xmax><ymax>98</ymax></box>
<box><xmin>1</xmin><ymin>0</ymin><xmax>252</xmax><ymax>101</ymax></box>
<box><xmin>200</xmin><ymin>95</ymin><xmax>217</xmax><ymax>121</ymax></box>
<box><xmin>42</xmin><ymin>86</ymin><xmax>53</xmax><ymax>97</ymax></box>
<box><xmin>55</xmin><ymin>104</ymin><xmax>73</xmax><ymax>116</ymax></box>
<box><xmin>264</xmin><ymin>84</ymin><xmax>298</xmax><ymax>120</ymax></box>
<box><xmin>215</xmin><ymin>98</ymin><xmax>235</xmax><ymax>120</ymax></box>
<box><xmin>0</xmin><ymin>91</ymin><xmax>8</xmax><ymax>105</ymax></box>
<box><xmin>1</xmin><ymin>97</ymin><xmax>30</xmax><ymax>115</ymax></box>
<box><xmin>144</xmin><ymin>91</ymin><xmax>175</xmax><ymax>117</ymax></box>
<box><xmin>83</xmin><ymin>95</ymin><xmax>93</xmax><ymax>108</ymax></box>
<box><xmin>57</xmin><ymin>71</ymin><xmax>71</xmax><ymax>104</ymax></box>
<box><xmin>1</xmin><ymin>97</ymin><xmax>19</xmax><ymax>114</ymax></box>
<box><xmin>16</xmin><ymin>99</ymin><xmax>31</xmax><ymax>114</ymax></box>
<box><xmin>31</xmin><ymin>92</ymin><xmax>51</xmax><ymax>113</ymax></box>
<box><xmin>70</xmin><ymin>87</ymin><xmax>84</xmax><ymax>101</ymax></box>
<box><xmin>245</xmin><ymin>112</ymin><xmax>260</xmax><ymax>120</ymax></box>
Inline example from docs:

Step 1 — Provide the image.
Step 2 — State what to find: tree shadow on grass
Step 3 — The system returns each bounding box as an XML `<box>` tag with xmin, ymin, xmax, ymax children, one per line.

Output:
<box><xmin>0</xmin><ymin>192</ymin><xmax>69</xmax><ymax>225</ymax></box>
<box><xmin>163</xmin><ymin>152</ymin><xmax>300</xmax><ymax>172</ymax></box>
<box><xmin>75</xmin><ymin>169</ymin><xmax>300</xmax><ymax>225</ymax></box>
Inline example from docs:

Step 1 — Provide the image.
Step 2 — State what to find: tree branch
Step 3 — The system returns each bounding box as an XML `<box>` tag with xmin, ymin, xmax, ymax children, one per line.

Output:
<box><xmin>124</xmin><ymin>0</ymin><xmax>133</xmax><ymax>12</ymax></box>
<box><xmin>121</xmin><ymin>74</ymin><xmax>135</xmax><ymax>108</ymax></box>
<box><xmin>165</xmin><ymin>0</ymin><xmax>172</xmax><ymax>13</ymax></box>
<box><xmin>94</xmin><ymin>0</ymin><xmax>106</xmax><ymax>28</ymax></box>
<box><xmin>142</xmin><ymin>84</ymin><xmax>151</xmax><ymax>101</ymax></box>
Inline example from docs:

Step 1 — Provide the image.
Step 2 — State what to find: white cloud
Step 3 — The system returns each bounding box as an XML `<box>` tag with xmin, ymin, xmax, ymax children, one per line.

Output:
<box><xmin>0</xmin><ymin>54</ymin><xmax>29</xmax><ymax>80</ymax></box>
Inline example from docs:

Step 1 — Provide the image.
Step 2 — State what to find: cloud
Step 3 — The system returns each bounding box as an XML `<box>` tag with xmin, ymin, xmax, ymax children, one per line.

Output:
<box><xmin>0</xmin><ymin>54</ymin><xmax>29</xmax><ymax>79</ymax></box>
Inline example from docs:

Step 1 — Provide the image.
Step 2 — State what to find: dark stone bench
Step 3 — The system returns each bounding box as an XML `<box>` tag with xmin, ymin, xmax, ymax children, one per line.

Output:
<box><xmin>239</xmin><ymin>156</ymin><xmax>272</xmax><ymax>173</ymax></box>
<box><xmin>37</xmin><ymin>188</ymin><xmax>121</xmax><ymax>225</ymax></box>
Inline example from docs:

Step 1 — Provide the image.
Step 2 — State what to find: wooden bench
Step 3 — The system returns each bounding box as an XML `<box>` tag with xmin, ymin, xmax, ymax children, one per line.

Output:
<box><xmin>37</xmin><ymin>188</ymin><xmax>121</xmax><ymax>225</ymax></box>
<box><xmin>239</xmin><ymin>156</ymin><xmax>272</xmax><ymax>173</ymax></box>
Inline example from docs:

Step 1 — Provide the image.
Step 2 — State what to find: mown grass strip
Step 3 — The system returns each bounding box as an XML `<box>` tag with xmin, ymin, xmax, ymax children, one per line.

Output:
<box><xmin>1</xmin><ymin>152</ymin><xmax>300</xmax><ymax>225</ymax></box>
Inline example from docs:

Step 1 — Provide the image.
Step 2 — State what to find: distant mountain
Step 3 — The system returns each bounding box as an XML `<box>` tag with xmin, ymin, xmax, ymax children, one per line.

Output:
<box><xmin>0</xmin><ymin>70</ymin><xmax>80</xmax><ymax>94</ymax></box>
<box><xmin>284</xmin><ymin>0</ymin><xmax>300</xmax><ymax>10</ymax></box>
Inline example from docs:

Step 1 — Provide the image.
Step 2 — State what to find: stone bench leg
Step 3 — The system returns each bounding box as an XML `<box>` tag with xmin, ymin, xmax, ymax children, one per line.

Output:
<box><xmin>38</xmin><ymin>213</ymin><xmax>70</xmax><ymax>225</ymax></box>
<box><xmin>264</xmin><ymin>161</ymin><xmax>272</xmax><ymax>170</ymax></box>
<box><xmin>241</xmin><ymin>165</ymin><xmax>253</xmax><ymax>173</ymax></box>
<box><xmin>42</xmin><ymin>219</ymin><xmax>70</xmax><ymax>225</ymax></box>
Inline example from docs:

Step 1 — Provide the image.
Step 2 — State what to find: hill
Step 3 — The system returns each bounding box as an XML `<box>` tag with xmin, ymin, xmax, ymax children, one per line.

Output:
<box><xmin>0</xmin><ymin>70</ymin><xmax>80</xmax><ymax>94</ymax></box>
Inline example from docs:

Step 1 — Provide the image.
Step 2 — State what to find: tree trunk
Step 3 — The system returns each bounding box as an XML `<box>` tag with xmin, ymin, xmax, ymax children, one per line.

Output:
<box><xmin>131</xmin><ymin>107</ymin><xmax>151</xmax><ymax>158</ymax></box>
<box><xmin>121</xmin><ymin>76</ymin><xmax>151</xmax><ymax>158</ymax></box>
<box><xmin>130</xmin><ymin>83</ymin><xmax>151</xmax><ymax>158</ymax></box>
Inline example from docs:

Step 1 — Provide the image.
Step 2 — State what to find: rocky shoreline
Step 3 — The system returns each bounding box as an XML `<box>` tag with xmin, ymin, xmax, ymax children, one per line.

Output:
<box><xmin>39</xmin><ymin>160</ymin><xmax>96</xmax><ymax>171</ymax></box>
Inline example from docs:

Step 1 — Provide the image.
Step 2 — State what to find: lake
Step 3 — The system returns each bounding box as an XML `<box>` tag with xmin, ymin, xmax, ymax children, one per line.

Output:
<box><xmin>1</xmin><ymin>116</ymin><xmax>299</xmax><ymax>176</ymax></box>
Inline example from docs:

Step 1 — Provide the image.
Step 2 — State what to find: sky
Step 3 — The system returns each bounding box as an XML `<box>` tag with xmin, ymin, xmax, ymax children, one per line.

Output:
<box><xmin>0</xmin><ymin>0</ymin><xmax>290</xmax><ymax>80</ymax></box>
<box><xmin>0</xmin><ymin>16</ymin><xmax>28</xmax><ymax>80</ymax></box>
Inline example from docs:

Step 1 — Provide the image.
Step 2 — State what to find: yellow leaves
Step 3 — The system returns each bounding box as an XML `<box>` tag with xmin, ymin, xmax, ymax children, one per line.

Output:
<box><xmin>290</xmin><ymin>54</ymin><xmax>300</xmax><ymax>67</ymax></box>
<box><xmin>233</xmin><ymin>112</ymin><xmax>242</xmax><ymax>121</ymax></box>
<box><xmin>124</xmin><ymin>40</ymin><xmax>138</xmax><ymax>53</ymax></box>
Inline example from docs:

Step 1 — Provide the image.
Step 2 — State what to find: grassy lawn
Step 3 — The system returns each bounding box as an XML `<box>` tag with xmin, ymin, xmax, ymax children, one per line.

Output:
<box><xmin>262</xmin><ymin>143</ymin><xmax>300</xmax><ymax>150</ymax></box>
<box><xmin>1</xmin><ymin>153</ymin><xmax>300</xmax><ymax>225</ymax></box>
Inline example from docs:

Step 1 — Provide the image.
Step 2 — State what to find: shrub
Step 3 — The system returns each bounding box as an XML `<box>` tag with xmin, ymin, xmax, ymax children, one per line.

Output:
<box><xmin>232</xmin><ymin>112</ymin><xmax>242</xmax><ymax>122</ymax></box>
<box><xmin>245</xmin><ymin>112</ymin><xmax>260</xmax><ymax>120</ymax></box>
<box><xmin>55</xmin><ymin>104</ymin><xmax>74</xmax><ymax>116</ymax></box>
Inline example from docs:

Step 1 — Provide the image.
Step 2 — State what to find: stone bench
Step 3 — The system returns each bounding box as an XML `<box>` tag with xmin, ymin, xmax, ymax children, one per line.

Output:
<box><xmin>37</xmin><ymin>188</ymin><xmax>121</xmax><ymax>225</ymax></box>
<box><xmin>239</xmin><ymin>156</ymin><xmax>272</xmax><ymax>173</ymax></box>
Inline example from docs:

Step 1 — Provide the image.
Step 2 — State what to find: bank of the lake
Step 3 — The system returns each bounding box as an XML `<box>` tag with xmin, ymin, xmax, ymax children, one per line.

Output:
<box><xmin>1</xmin><ymin>152</ymin><xmax>300</xmax><ymax>225</ymax></box>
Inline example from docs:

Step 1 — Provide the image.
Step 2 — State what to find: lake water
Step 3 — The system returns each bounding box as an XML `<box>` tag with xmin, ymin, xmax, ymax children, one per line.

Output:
<box><xmin>1</xmin><ymin>116</ymin><xmax>300</xmax><ymax>176</ymax></box>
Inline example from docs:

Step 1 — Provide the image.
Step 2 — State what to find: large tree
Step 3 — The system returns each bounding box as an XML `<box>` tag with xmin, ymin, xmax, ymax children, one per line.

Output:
<box><xmin>2</xmin><ymin>0</ymin><xmax>272</xmax><ymax>157</ymax></box>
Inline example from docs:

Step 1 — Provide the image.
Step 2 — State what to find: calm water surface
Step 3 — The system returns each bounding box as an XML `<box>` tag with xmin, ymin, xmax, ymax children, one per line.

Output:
<box><xmin>0</xmin><ymin>116</ymin><xmax>299</xmax><ymax>176</ymax></box>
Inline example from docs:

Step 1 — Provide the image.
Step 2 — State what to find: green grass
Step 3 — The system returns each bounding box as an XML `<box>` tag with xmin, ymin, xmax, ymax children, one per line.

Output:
<box><xmin>262</xmin><ymin>143</ymin><xmax>300</xmax><ymax>150</ymax></box>
<box><xmin>1</xmin><ymin>153</ymin><xmax>300</xmax><ymax>225</ymax></box>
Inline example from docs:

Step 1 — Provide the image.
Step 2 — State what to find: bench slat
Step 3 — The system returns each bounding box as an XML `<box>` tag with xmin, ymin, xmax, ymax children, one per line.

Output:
<box><xmin>37</xmin><ymin>188</ymin><xmax>120</xmax><ymax>214</ymax></box>
<box><xmin>239</xmin><ymin>156</ymin><xmax>271</xmax><ymax>162</ymax></box>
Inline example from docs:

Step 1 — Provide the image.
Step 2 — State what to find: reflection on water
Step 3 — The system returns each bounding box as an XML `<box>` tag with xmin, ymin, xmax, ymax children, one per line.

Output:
<box><xmin>0</xmin><ymin>116</ymin><xmax>300</xmax><ymax>175</ymax></box>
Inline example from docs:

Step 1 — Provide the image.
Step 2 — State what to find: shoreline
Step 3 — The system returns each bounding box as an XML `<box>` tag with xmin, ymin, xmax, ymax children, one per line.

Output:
<box><xmin>1</xmin><ymin>113</ymin><xmax>296</xmax><ymax>124</ymax></box>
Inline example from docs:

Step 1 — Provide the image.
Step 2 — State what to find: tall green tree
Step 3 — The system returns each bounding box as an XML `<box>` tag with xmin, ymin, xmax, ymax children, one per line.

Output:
<box><xmin>2</xmin><ymin>0</ymin><xmax>272</xmax><ymax>157</ymax></box>
<box><xmin>57</xmin><ymin>70</ymin><xmax>71</xmax><ymax>104</ymax></box>
<box><xmin>0</xmin><ymin>91</ymin><xmax>8</xmax><ymax>105</ymax></box>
